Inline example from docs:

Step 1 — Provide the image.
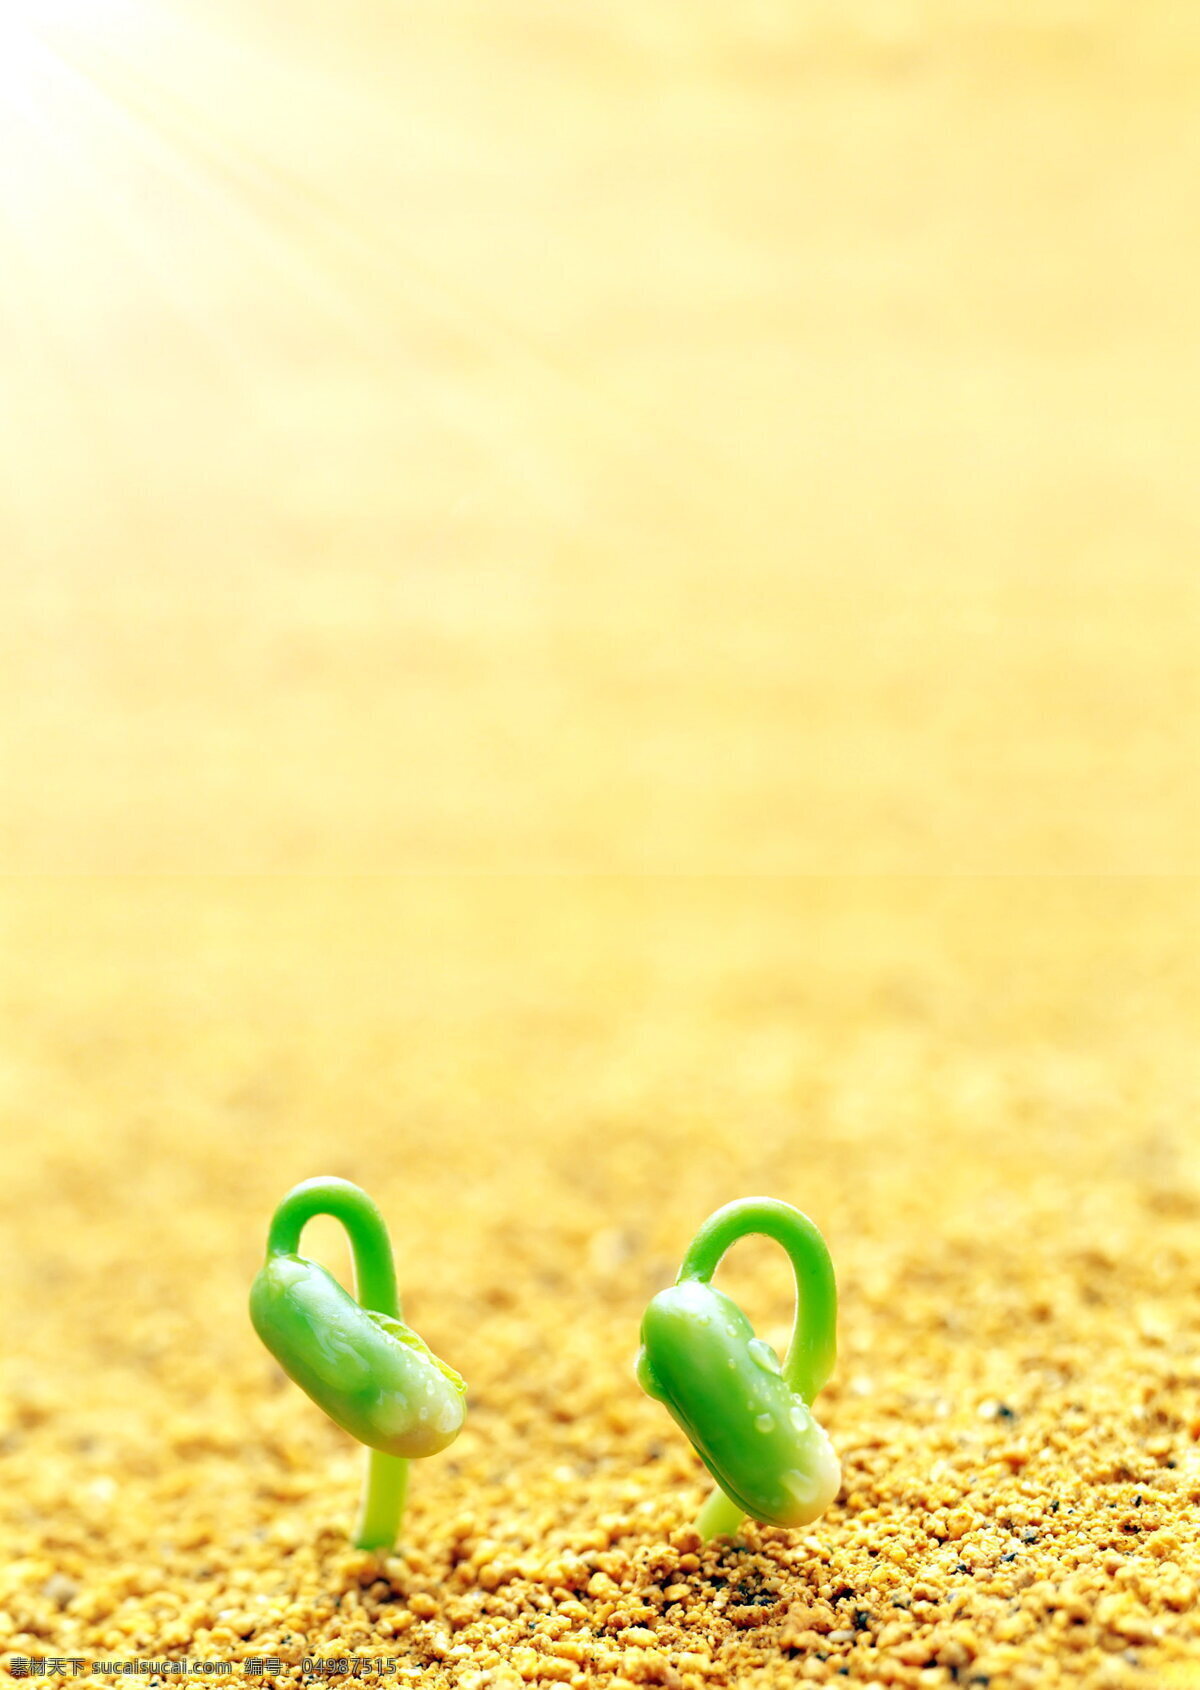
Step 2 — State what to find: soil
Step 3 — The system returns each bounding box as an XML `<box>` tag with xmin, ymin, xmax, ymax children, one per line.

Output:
<box><xmin>0</xmin><ymin>878</ymin><xmax>1198</xmax><ymax>1690</ymax></box>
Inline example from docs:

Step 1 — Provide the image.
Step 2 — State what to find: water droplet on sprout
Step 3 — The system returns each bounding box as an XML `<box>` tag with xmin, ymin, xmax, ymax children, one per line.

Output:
<box><xmin>747</xmin><ymin>1337</ymin><xmax>782</xmax><ymax>1375</ymax></box>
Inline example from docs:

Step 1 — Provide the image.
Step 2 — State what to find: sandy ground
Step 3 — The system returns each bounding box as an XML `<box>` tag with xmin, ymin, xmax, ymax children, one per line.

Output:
<box><xmin>1</xmin><ymin>878</ymin><xmax>1198</xmax><ymax>1690</ymax></box>
<box><xmin>1</xmin><ymin>2</ymin><xmax>1199</xmax><ymax>1687</ymax></box>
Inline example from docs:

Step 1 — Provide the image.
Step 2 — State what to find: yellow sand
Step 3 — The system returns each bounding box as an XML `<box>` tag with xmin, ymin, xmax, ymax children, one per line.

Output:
<box><xmin>1</xmin><ymin>878</ymin><xmax>1198</xmax><ymax>1690</ymax></box>
<box><xmin>1</xmin><ymin>2</ymin><xmax>1199</xmax><ymax>1687</ymax></box>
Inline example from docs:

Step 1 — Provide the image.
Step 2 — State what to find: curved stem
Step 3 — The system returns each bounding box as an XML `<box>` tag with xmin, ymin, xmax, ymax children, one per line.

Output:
<box><xmin>265</xmin><ymin>1177</ymin><xmax>409</xmax><ymax>1550</ymax></box>
<box><xmin>677</xmin><ymin>1196</ymin><xmax>837</xmax><ymax>1404</ymax></box>
<box><xmin>267</xmin><ymin>1176</ymin><xmax>400</xmax><ymax>1318</ymax></box>
<box><xmin>678</xmin><ymin>1197</ymin><xmax>838</xmax><ymax>1543</ymax></box>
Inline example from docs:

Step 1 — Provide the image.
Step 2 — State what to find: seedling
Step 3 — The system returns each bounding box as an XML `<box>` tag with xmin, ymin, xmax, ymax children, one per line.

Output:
<box><xmin>250</xmin><ymin>1176</ymin><xmax>466</xmax><ymax>1550</ymax></box>
<box><xmin>637</xmin><ymin>1196</ymin><xmax>840</xmax><ymax>1541</ymax></box>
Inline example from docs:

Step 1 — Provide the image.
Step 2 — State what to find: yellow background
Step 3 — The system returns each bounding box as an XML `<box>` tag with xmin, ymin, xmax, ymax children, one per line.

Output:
<box><xmin>0</xmin><ymin>0</ymin><xmax>1196</xmax><ymax>873</ymax></box>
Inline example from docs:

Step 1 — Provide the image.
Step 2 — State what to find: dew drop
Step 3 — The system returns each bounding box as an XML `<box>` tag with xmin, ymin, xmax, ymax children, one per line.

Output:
<box><xmin>754</xmin><ymin>1412</ymin><xmax>775</xmax><ymax>1434</ymax></box>
<box><xmin>781</xmin><ymin>1468</ymin><xmax>815</xmax><ymax>1504</ymax></box>
<box><xmin>747</xmin><ymin>1337</ymin><xmax>782</xmax><ymax>1375</ymax></box>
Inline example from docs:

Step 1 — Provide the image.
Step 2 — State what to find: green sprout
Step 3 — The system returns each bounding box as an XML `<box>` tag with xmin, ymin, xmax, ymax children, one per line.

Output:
<box><xmin>636</xmin><ymin>1196</ymin><xmax>840</xmax><ymax>1542</ymax></box>
<box><xmin>249</xmin><ymin>1176</ymin><xmax>466</xmax><ymax>1551</ymax></box>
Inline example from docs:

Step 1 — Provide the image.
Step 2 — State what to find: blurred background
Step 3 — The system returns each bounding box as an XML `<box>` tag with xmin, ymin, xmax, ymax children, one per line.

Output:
<box><xmin>0</xmin><ymin>0</ymin><xmax>1198</xmax><ymax>1659</ymax></box>
<box><xmin>0</xmin><ymin>0</ymin><xmax>1196</xmax><ymax>874</ymax></box>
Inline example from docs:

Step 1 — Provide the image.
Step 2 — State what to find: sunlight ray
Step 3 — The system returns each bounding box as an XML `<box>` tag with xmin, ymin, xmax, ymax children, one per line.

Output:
<box><xmin>35</xmin><ymin>0</ymin><xmax>751</xmax><ymax>528</ymax></box>
<box><xmin>0</xmin><ymin>0</ymin><xmax>761</xmax><ymax>569</ymax></box>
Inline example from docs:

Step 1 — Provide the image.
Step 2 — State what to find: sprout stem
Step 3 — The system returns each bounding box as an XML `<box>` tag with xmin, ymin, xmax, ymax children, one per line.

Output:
<box><xmin>355</xmin><ymin>1449</ymin><xmax>409</xmax><ymax>1551</ymax></box>
<box><xmin>694</xmin><ymin>1484</ymin><xmax>747</xmax><ymax>1542</ymax></box>
<box><xmin>265</xmin><ymin>1176</ymin><xmax>409</xmax><ymax>1549</ymax></box>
